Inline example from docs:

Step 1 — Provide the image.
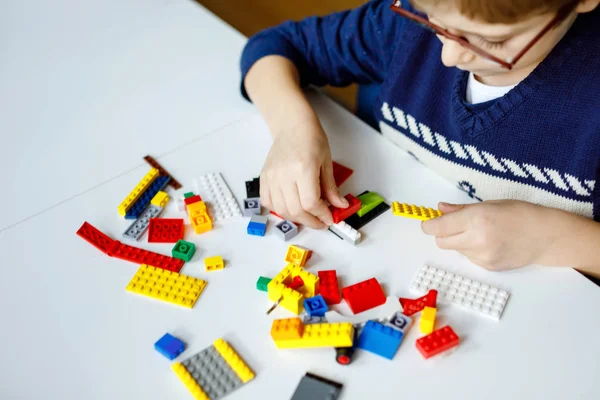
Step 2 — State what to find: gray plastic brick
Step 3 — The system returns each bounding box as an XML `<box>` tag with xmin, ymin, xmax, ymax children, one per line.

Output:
<box><xmin>194</xmin><ymin>172</ymin><xmax>243</xmax><ymax>222</ymax></box>
<box><xmin>303</xmin><ymin>315</ymin><xmax>327</xmax><ymax>325</ymax></box>
<box><xmin>290</xmin><ymin>373</ymin><xmax>343</xmax><ymax>400</ymax></box>
<box><xmin>122</xmin><ymin>205</ymin><xmax>163</xmax><ymax>241</ymax></box>
<box><xmin>274</xmin><ymin>220</ymin><xmax>298</xmax><ymax>241</ymax></box>
<box><xmin>386</xmin><ymin>311</ymin><xmax>412</xmax><ymax>334</ymax></box>
<box><xmin>249</xmin><ymin>214</ymin><xmax>268</xmax><ymax>224</ymax></box>
<box><xmin>181</xmin><ymin>345</ymin><xmax>244</xmax><ymax>400</ymax></box>
<box><xmin>243</xmin><ymin>197</ymin><xmax>261</xmax><ymax>216</ymax></box>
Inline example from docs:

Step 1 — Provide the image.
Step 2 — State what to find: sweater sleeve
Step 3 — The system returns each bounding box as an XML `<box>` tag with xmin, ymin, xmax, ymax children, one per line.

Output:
<box><xmin>239</xmin><ymin>0</ymin><xmax>404</xmax><ymax>100</ymax></box>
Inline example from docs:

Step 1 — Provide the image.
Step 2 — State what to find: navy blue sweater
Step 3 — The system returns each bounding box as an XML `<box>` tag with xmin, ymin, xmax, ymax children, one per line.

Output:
<box><xmin>241</xmin><ymin>0</ymin><xmax>600</xmax><ymax>220</ymax></box>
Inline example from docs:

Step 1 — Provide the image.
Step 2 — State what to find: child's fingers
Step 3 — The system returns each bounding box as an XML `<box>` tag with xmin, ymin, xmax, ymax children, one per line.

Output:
<box><xmin>297</xmin><ymin>172</ymin><xmax>334</xmax><ymax>226</ymax></box>
<box><xmin>320</xmin><ymin>162</ymin><xmax>348</xmax><ymax>209</ymax></box>
<box><xmin>434</xmin><ymin>232</ymin><xmax>472</xmax><ymax>251</ymax></box>
<box><xmin>282</xmin><ymin>182</ymin><xmax>326</xmax><ymax>229</ymax></box>
<box><xmin>259</xmin><ymin>175</ymin><xmax>273</xmax><ymax>211</ymax></box>
<box><xmin>270</xmin><ymin>187</ymin><xmax>290</xmax><ymax>222</ymax></box>
<box><xmin>421</xmin><ymin>209</ymin><xmax>469</xmax><ymax>237</ymax></box>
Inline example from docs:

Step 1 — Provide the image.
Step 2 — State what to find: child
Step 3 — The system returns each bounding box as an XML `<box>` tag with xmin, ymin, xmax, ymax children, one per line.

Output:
<box><xmin>240</xmin><ymin>0</ymin><xmax>600</xmax><ymax>275</ymax></box>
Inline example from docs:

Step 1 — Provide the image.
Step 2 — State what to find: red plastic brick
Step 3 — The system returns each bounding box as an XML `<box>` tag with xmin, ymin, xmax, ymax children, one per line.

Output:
<box><xmin>399</xmin><ymin>290</ymin><xmax>437</xmax><ymax>316</ymax></box>
<box><xmin>108</xmin><ymin>241</ymin><xmax>184</xmax><ymax>272</ymax></box>
<box><xmin>148</xmin><ymin>218</ymin><xmax>185</xmax><ymax>243</ymax></box>
<box><xmin>318</xmin><ymin>270</ymin><xmax>341</xmax><ymax>305</ymax></box>
<box><xmin>76</xmin><ymin>222</ymin><xmax>115</xmax><ymax>254</ymax></box>
<box><xmin>332</xmin><ymin>161</ymin><xmax>353</xmax><ymax>187</ymax></box>
<box><xmin>416</xmin><ymin>325</ymin><xmax>459</xmax><ymax>359</ymax></box>
<box><xmin>341</xmin><ymin>278</ymin><xmax>386</xmax><ymax>314</ymax></box>
<box><xmin>329</xmin><ymin>194</ymin><xmax>362</xmax><ymax>224</ymax></box>
<box><xmin>184</xmin><ymin>195</ymin><xmax>202</xmax><ymax>206</ymax></box>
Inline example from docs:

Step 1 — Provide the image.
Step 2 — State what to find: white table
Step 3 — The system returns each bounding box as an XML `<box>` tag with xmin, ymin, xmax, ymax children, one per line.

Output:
<box><xmin>0</xmin><ymin>0</ymin><xmax>254</xmax><ymax>231</ymax></box>
<box><xmin>1</xmin><ymin>90</ymin><xmax>599</xmax><ymax>400</ymax></box>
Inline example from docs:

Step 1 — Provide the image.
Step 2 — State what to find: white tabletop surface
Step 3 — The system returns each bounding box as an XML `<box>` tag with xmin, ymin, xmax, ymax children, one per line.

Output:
<box><xmin>1</xmin><ymin>89</ymin><xmax>599</xmax><ymax>400</ymax></box>
<box><xmin>1</xmin><ymin>0</ymin><xmax>253</xmax><ymax>231</ymax></box>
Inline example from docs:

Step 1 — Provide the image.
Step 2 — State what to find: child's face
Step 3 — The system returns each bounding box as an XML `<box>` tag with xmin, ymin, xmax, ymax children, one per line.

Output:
<box><xmin>423</xmin><ymin>5</ymin><xmax>578</xmax><ymax>83</ymax></box>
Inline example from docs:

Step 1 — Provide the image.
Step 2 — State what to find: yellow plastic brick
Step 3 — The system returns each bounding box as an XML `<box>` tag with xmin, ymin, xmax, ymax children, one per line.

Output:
<box><xmin>190</xmin><ymin>210</ymin><xmax>212</xmax><ymax>234</ymax></box>
<box><xmin>271</xmin><ymin>319</ymin><xmax>354</xmax><ymax>349</ymax></box>
<box><xmin>420</xmin><ymin>306</ymin><xmax>437</xmax><ymax>334</ymax></box>
<box><xmin>204</xmin><ymin>255</ymin><xmax>224</xmax><ymax>271</ymax></box>
<box><xmin>284</xmin><ymin>245</ymin><xmax>310</xmax><ymax>267</ymax></box>
<box><xmin>126</xmin><ymin>264</ymin><xmax>207</xmax><ymax>308</ymax></box>
<box><xmin>295</xmin><ymin>269</ymin><xmax>319</xmax><ymax>299</ymax></box>
<box><xmin>280</xmin><ymin>287</ymin><xmax>304</xmax><ymax>315</ymax></box>
<box><xmin>213</xmin><ymin>338</ymin><xmax>255</xmax><ymax>383</ymax></box>
<box><xmin>151</xmin><ymin>191</ymin><xmax>170</xmax><ymax>207</ymax></box>
<box><xmin>118</xmin><ymin>168</ymin><xmax>159</xmax><ymax>216</ymax></box>
<box><xmin>267</xmin><ymin>264</ymin><xmax>297</xmax><ymax>302</ymax></box>
<box><xmin>186</xmin><ymin>201</ymin><xmax>206</xmax><ymax>214</ymax></box>
<box><xmin>391</xmin><ymin>201</ymin><xmax>442</xmax><ymax>221</ymax></box>
<box><xmin>267</xmin><ymin>264</ymin><xmax>318</xmax><ymax>314</ymax></box>
<box><xmin>172</xmin><ymin>362</ymin><xmax>210</xmax><ymax>400</ymax></box>
<box><xmin>271</xmin><ymin>318</ymin><xmax>304</xmax><ymax>340</ymax></box>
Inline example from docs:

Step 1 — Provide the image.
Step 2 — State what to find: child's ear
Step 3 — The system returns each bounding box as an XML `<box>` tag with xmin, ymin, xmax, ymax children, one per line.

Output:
<box><xmin>575</xmin><ymin>0</ymin><xmax>600</xmax><ymax>14</ymax></box>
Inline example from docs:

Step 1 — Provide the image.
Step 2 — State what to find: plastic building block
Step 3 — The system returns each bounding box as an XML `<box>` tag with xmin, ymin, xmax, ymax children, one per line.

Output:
<box><xmin>151</xmin><ymin>191</ymin><xmax>169</xmax><ymax>208</ymax></box>
<box><xmin>345</xmin><ymin>198</ymin><xmax>390</xmax><ymax>230</ymax></box>
<box><xmin>125</xmin><ymin>175</ymin><xmax>171</xmax><ymax>219</ymax></box>
<box><xmin>184</xmin><ymin>195</ymin><xmax>202</xmax><ymax>206</ymax></box>
<box><xmin>357</xmin><ymin>320</ymin><xmax>403</xmax><ymax>360</ymax></box>
<box><xmin>335</xmin><ymin>328</ymin><xmax>358</xmax><ymax>365</ymax></box>
<box><xmin>213</xmin><ymin>338</ymin><xmax>255</xmax><ymax>383</ymax></box>
<box><xmin>126</xmin><ymin>264</ymin><xmax>206</xmax><ymax>308</ymax></box>
<box><xmin>332</xmin><ymin>161</ymin><xmax>353</xmax><ymax>187</ymax></box>
<box><xmin>204</xmin><ymin>255</ymin><xmax>224</xmax><ymax>271</ymax></box>
<box><xmin>76</xmin><ymin>221</ymin><xmax>114</xmax><ymax>253</ymax></box>
<box><xmin>285</xmin><ymin>245</ymin><xmax>310</xmax><ymax>267</ymax></box>
<box><xmin>184</xmin><ymin>192</ymin><xmax>195</xmax><ymax>199</ymax></box>
<box><xmin>189</xmin><ymin>208</ymin><xmax>212</xmax><ymax>234</ymax></box>
<box><xmin>420</xmin><ymin>306</ymin><xmax>437</xmax><ymax>334</ymax></box>
<box><xmin>329</xmin><ymin>221</ymin><xmax>361</xmax><ymax>245</ymax></box>
<box><xmin>172</xmin><ymin>339</ymin><xmax>254</xmax><ymax>400</ymax></box>
<box><xmin>356</xmin><ymin>191</ymin><xmax>385</xmax><ymax>217</ymax></box>
<box><xmin>304</xmin><ymin>295</ymin><xmax>328</xmax><ymax>317</ymax></box>
<box><xmin>109</xmin><ymin>240</ymin><xmax>184</xmax><ymax>272</ymax></box>
<box><xmin>118</xmin><ymin>168</ymin><xmax>159</xmax><ymax>216</ymax></box>
<box><xmin>247</xmin><ymin>214</ymin><xmax>267</xmax><ymax>236</ymax></box>
<box><xmin>274</xmin><ymin>220</ymin><xmax>299</xmax><ymax>241</ymax></box>
<box><xmin>143</xmin><ymin>155</ymin><xmax>182</xmax><ymax>189</ymax></box>
<box><xmin>147</xmin><ymin>218</ymin><xmax>184</xmax><ymax>243</ymax></box>
<box><xmin>271</xmin><ymin>318</ymin><xmax>354</xmax><ymax>349</ymax></box>
<box><xmin>290</xmin><ymin>372</ymin><xmax>343</xmax><ymax>400</ymax></box>
<box><xmin>317</xmin><ymin>270</ymin><xmax>341</xmax><ymax>305</ymax></box>
<box><xmin>246</xmin><ymin>177</ymin><xmax>260</xmax><ymax>198</ymax></box>
<box><xmin>154</xmin><ymin>333</ymin><xmax>185</xmax><ymax>360</ymax></box>
<box><xmin>256</xmin><ymin>276</ymin><xmax>271</xmax><ymax>292</ymax></box>
<box><xmin>399</xmin><ymin>289</ymin><xmax>438</xmax><ymax>316</ymax></box>
<box><xmin>172</xmin><ymin>240</ymin><xmax>195</xmax><ymax>262</ymax></box>
<box><xmin>267</xmin><ymin>264</ymin><xmax>319</xmax><ymax>314</ymax></box>
<box><xmin>304</xmin><ymin>315</ymin><xmax>328</xmax><ymax>325</ymax></box>
<box><xmin>186</xmin><ymin>200</ymin><xmax>207</xmax><ymax>215</ymax></box>
<box><xmin>391</xmin><ymin>201</ymin><xmax>442</xmax><ymax>221</ymax></box>
<box><xmin>329</xmin><ymin>194</ymin><xmax>362</xmax><ymax>224</ymax></box>
<box><xmin>243</xmin><ymin>197</ymin><xmax>261</xmax><ymax>216</ymax></box>
<box><xmin>342</xmin><ymin>278</ymin><xmax>386</xmax><ymax>314</ymax></box>
<box><xmin>123</xmin><ymin>205</ymin><xmax>164</xmax><ymax>241</ymax></box>
<box><xmin>416</xmin><ymin>325</ymin><xmax>460</xmax><ymax>359</ymax></box>
<box><xmin>387</xmin><ymin>311</ymin><xmax>412</xmax><ymax>334</ymax></box>
<box><xmin>411</xmin><ymin>265</ymin><xmax>510</xmax><ymax>320</ymax></box>
<box><xmin>195</xmin><ymin>172</ymin><xmax>243</xmax><ymax>221</ymax></box>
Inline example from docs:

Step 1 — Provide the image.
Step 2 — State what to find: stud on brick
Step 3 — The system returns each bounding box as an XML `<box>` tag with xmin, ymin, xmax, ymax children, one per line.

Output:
<box><xmin>275</xmin><ymin>220</ymin><xmax>298</xmax><ymax>241</ymax></box>
<box><xmin>147</xmin><ymin>218</ymin><xmax>184</xmax><ymax>243</ymax></box>
<box><xmin>416</xmin><ymin>325</ymin><xmax>459</xmax><ymax>359</ymax></box>
<box><xmin>243</xmin><ymin>197</ymin><xmax>261</xmax><ymax>216</ymax></box>
<box><xmin>172</xmin><ymin>240</ymin><xmax>196</xmax><ymax>262</ymax></box>
<box><xmin>304</xmin><ymin>295</ymin><xmax>328</xmax><ymax>317</ymax></box>
<box><xmin>318</xmin><ymin>270</ymin><xmax>341</xmax><ymax>305</ymax></box>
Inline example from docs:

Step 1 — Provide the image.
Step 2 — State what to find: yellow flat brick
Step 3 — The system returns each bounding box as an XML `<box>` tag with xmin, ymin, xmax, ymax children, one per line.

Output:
<box><xmin>118</xmin><ymin>168</ymin><xmax>159</xmax><ymax>216</ymax></box>
<box><xmin>126</xmin><ymin>264</ymin><xmax>207</xmax><ymax>308</ymax></box>
<box><xmin>271</xmin><ymin>318</ymin><xmax>304</xmax><ymax>340</ymax></box>
<box><xmin>391</xmin><ymin>201</ymin><xmax>442</xmax><ymax>221</ymax></box>
<box><xmin>213</xmin><ymin>338</ymin><xmax>255</xmax><ymax>383</ymax></box>
<box><xmin>172</xmin><ymin>362</ymin><xmax>210</xmax><ymax>400</ymax></box>
<box><xmin>285</xmin><ymin>245</ymin><xmax>310</xmax><ymax>267</ymax></box>
<box><xmin>271</xmin><ymin>319</ymin><xmax>354</xmax><ymax>349</ymax></box>
<box><xmin>151</xmin><ymin>191</ymin><xmax>170</xmax><ymax>207</ymax></box>
<box><xmin>204</xmin><ymin>255</ymin><xmax>224</xmax><ymax>271</ymax></box>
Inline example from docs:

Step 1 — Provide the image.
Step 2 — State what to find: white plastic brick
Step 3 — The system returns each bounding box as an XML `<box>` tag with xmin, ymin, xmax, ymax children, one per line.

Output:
<box><xmin>410</xmin><ymin>265</ymin><xmax>510</xmax><ymax>320</ymax></box>
<box><xmin>194</xmin><ymin>172</ymin><xmax>243</xmax><ymax>222</ymax></box>
<box><xmin>329</xmin><ymin>221</ymin><xmax>361</xmax><ymax>245</ymax></box>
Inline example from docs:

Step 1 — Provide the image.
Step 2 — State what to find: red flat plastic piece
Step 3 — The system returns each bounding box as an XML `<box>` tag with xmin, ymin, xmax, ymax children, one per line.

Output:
<box><xmin>332</xmin><ymin>161</ymin><xmax>353</xmax><ymax>187</ymax></box>
<box><xmin>416</xmin><ymin>325</ymin><xmax>459</xmax><ymax>359</ymax></box>
<box><xmin>341</xmin><ymin>278</ymin><xmax>386</xmax><ymax>314</ymax></box>
<box><xmin>76</xmin><ymin>222</ymin><xmax>115</xmax><ymax>254</ymax></box>
<box><xmin>108</xmin><ymin>241</ymin><xmax>184</xmax><ymax>272</ymax></box>
<box><xmin>184</xmin><ymin>195</ymin><xmax>202</xmax><ymax>205</ymax></box>
<box><xmin>399</xmin><ymin>290</ymin><xmax>437</xmax><ymax>316</ymax></box>
<box><xmin>287</xmin><ymin>276</ymin><xmax>305</xmax><ymax>290</ymax></box>
<box><xmin>318</xmin><ymin>270</ymin><xmax>341</xmax><ymax>305</ymax></box>
<box><xmin>329</xmin><ymin>194</ymin><xmax>362</xmax><ymax>224</ymax></box>
<box><xmin>147</xmin><ymin>218</ymin><xmax>185</xmax><ymax>243</ymax></box>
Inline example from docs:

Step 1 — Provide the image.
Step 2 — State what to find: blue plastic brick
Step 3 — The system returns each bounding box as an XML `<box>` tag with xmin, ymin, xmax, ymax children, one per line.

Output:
<box><xmin>304</xmin><ymin>295</ymin><xmax>328</xmax><ymax>317</ymax></box>
<box><xmin>125</xmin><ymin>176</ymin><xmax>171</xmax><ymax>219</ymax></box>
<box><xmin>155</xmin><ymin>333</ymin><xmax>185</xmax><ymax>360</ymax></box>
<box><xmin>247</xmin><ymin>215</ymin><xmax>267</xmax><ymax>236</ymax></box>
<box><xmin>356</xmin><ymin>320</ymin><xmax>403</xmax><ymax>360</ymax></box>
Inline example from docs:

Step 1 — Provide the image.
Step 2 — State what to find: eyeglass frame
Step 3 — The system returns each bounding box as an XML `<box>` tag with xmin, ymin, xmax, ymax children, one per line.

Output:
<box><xmin>389</xmin><ymin>0</ymin><xmax>577</xmax><ymax>69</ymax></box>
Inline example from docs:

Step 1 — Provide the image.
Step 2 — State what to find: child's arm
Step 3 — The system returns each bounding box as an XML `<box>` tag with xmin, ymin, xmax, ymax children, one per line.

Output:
<box><xmin>421</xmin><ymin>200</ymin><xmax>600</xmax><ymax>277</ymax></box>
<box><xmin>240</xmin><ymin>1</ymin><xmax>402</xmax><ymax>228</ymax></box>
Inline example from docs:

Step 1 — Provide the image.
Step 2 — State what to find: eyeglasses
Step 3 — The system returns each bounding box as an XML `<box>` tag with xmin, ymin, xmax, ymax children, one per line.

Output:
<box><xmin>389</xmin><ymin>0</ymin><xmax>576</xmax><ymax>69</ymax></box>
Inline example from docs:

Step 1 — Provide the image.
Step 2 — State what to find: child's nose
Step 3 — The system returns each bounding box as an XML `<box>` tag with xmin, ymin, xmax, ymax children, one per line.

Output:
<box><xmin>440</xmin><ymin>40</ymin><xmax>474</xmax><ymax>67</ymax></box>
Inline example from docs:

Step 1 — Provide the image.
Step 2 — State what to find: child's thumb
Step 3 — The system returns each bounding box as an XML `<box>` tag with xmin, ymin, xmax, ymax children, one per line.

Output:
<box><xmin>438</xmin><ymin>202</ymin><xmax>465</xmax><ymax>214</ymax></box>
<box><xmin>321</xmin><ymin>165</ymin><xmax>349</xmax><ymax>208</ymax></box>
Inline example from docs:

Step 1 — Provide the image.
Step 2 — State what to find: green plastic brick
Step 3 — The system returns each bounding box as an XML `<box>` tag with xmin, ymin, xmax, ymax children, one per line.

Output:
<box><xmin>356</xmin><ymin>192</ymin><xmax>385</xmax><ymax>217</ymax></box>
<box><xmin>172</xmin><ymin>240</ymin><xmax>196</xmax><ymax>262</ymax></box>
<box><xmin>256</xmin><ymin>276</ymin><xmax>272</xmax><ymax>292</ymax></box>
<box><xmin>183</xmin><ymin>192</ymin><xmax>195</xmax><ymax>199</ymax></box>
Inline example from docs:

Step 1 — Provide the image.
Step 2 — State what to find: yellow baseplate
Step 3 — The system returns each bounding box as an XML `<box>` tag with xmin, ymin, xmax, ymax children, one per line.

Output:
<box><xmin>391</xmin><ymin>201</ymin><xmax>442</xmax><ymax>221</ymax></box>
<box><xmin>271</xmin><ymin>318</ymin><xmax>354</xmax><ymax>349</ymax></box>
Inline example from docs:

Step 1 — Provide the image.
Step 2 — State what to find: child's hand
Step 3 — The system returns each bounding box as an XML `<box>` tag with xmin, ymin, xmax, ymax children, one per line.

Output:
<box><xmin>260</xmin><ymin>120</ymin><xmax>349</xmax><ymax>229</ymax></box>
<box><xmin>421</xmin><ymin>200</ymin><xmax>562</xmax><ymax>270</ymax></box>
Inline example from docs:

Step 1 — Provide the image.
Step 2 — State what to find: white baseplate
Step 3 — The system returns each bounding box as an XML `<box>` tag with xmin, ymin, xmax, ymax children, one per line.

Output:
<box><xmin>410</xmin><ymin>265</ymin><xmax>510</xmax><ymax>320</ymax></box>
<box><xmin>194</xmin><ymin>172</ymin><xmax>243</xmax><ymax>222</ymax></box>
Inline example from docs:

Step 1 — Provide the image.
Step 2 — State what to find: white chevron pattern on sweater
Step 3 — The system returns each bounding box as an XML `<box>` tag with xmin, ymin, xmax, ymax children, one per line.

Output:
<box><xmin>381</xmin><ymin>102</ymin><xmax>595</xmax><ymax>198</ymax></box>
